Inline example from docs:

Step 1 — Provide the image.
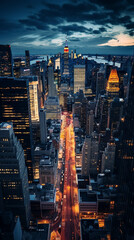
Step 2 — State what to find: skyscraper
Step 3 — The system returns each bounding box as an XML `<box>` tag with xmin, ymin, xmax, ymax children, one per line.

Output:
<box><xmin>25</xmin><ymin>50</ymin><xmax>30</xmax><ymax>68</ymax></box>
<box><xmin>55</xmin><ymin>57</ymin><xmax>60</xmax><ymax>70</ymax></box>
<box><xmin>48</xmin><ymin>66</ymin><xmax>57</xmax><ymax>97</ymax></box>
<box><xmin>71</xmin><ymin>50</ymin><xmax>73</xmax><ymax>59</ymax></box>
<box><xmin>86</xmin><ymin>110</ymin><xmax>94</xmax><ymax>136</ymax></box>
<box><xmin>106</xmin><ymin>68</ymin><xmax>119</xmax><ymax>101</ymax></box>
<box><xmin>13</xmin><ymin>58</ymin><xmax>22</xmax><ymax>78</ymax></box>
<box><xmin>0</xmin><ymin>45</ymin><xmax>13</xmax><ymax>77</ymax></box>
<box><xmin>0</xmin><ymin>123</ymin><xmax>30</xmax><ymax>228</ymax></box>
<box><xmin>96</xmin><ymin>67</ymin><xmax>105</xmax><ymax>98</ymax></box>
<box><xmin>113</xmin><ymin>63</ymin><xmax>134</xmax><ymax>239</ymax></box>
<box><xmin>39</xmin><ymin>108</ymin><xmax>47</xmax><ymax>144</ymax></box>
<box><xmin>63</xmin><ymin>41</ymin><xmax>69</xmax><ymax>75</ymax></box>
<box><xmin>0</xmin><ymin>77</ymin><xmax>33</xmax><ymax>182</ymax></box>
<box><xmin>82</xmin><ymin>132</ymin><xmax>99</xmax><ymax>176</ymax></box>
<box><xmin>74</xmin><ymin>65</ymin><xmax>85</xmax><ymax>94</ymax></box>
<box><xmin>28</xmin><ymin>77</ymin><xmax>39</xmax><ymax>123</ymax></box>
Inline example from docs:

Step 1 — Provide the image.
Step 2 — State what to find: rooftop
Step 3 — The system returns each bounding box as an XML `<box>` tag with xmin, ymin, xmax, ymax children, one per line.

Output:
<box><xmin>79</xmin><ymin>189</ymin><xmax>97</xmax><ymax>203</ymax></box>
<box><xmin>29</xmin><ymin>183</ymin><xmax>55</xmax><ymax>203</ymax></box>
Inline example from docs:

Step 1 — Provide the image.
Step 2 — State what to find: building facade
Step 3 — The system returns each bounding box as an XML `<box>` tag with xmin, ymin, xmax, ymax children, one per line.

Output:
<box><xmin>0</xmin><ymin>123</ymin><xmax>30</xmax><ymax>228</ymax></box>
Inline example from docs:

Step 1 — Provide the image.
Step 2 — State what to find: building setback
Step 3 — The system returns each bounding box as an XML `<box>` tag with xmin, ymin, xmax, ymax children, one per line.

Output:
<box><xmin>0</xmin><ymin>123</ymin><xmax>30</xmax><ymax>228</ymax></box>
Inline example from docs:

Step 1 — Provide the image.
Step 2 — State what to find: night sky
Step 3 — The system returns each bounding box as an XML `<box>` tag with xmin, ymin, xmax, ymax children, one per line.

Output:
<box><xmin>0</xmin><ymin>0</ymin><xmax>134</xmax><ymax>55</ymax></box>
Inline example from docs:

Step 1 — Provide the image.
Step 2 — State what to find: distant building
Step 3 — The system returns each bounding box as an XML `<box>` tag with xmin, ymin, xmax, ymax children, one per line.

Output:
<box><xmin>13</xmin><ymin>58</ymin><xmax>22</xmax><ymax>78</ymax></box>
<box><xmin>74</xmin><ymin>65</ymin><xmax>85</xmax><ymax>94</ymax></box>
<box><xmin>0</xmin><ymin>123</ymin><xmax>30</xmax><ymax>228</ymax></box>
<box><xmin>63</xmin><ymin>41</ymin><xmax>69</xmax><ymax>75</ymax></box>
<box><xmin>96</xmin><ymin>67</ymin><xmax>105</xmax><ymax>98</ymax></box>
<box><xmin>0</xmin><ymin>44</ymin><xmax>13</xmax><ymax>77</ymax></box>
<box><xmin>55</xmin><ymin>57</ymin><xmax>60</xmax><ymax>70</ymax></box>
<box><xmin>106</xmin><ymin>68</ymin><xmax>119</xmax><ymax>101</ymax></box>
<box><xmin>25</xmin><ymin>50</ymin><xmax>30</xmax><ymax>68</ymax></box>
<box><xmin>74</xmin><ymin>49</ymin><xmax>77</xmax><ymax>59</ymax></box>
<box><xmin>71</xmin><ymin>50</ymin><xmax>73</xmax><ymax>59</ymax></box>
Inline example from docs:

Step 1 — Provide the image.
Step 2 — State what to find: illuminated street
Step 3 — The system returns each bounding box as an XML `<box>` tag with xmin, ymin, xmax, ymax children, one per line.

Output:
<box><xmin>61</xmin><ymin>113</ymin><xmax>80</xmax><ymax>240</ymax></box>
<box><xmin>50</xmin><ymin>113</ymin><xmax>80</xmax><ymax>240</ymax></box>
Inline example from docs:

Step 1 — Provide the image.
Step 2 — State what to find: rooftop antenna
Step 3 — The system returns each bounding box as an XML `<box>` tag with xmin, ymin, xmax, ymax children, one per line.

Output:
<box><xmin>65</xmin><ymin>34</ymin><xmax>68</xmax><ymax>46</ymax></box>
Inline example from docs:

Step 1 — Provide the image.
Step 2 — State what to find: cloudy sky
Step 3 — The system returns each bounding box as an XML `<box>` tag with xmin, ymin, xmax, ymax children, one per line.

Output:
<box><xmin>0</xmin><ymin>0</ymin><xmax>134</xmax><ymax>55</ymax></box>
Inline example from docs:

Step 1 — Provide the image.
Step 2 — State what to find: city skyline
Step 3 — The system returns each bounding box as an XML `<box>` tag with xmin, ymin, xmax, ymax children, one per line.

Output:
<box><xmin>0</xmin><ymin>0</ymin><xmax>134</xmax><ymax>55</ymax></box>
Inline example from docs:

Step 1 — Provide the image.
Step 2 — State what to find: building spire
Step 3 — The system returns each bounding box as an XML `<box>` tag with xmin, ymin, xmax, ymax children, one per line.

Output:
<box><xmin>65</xmin><ymin>35</ymin><xmax>68</xmax><ymax>47</ymax></box>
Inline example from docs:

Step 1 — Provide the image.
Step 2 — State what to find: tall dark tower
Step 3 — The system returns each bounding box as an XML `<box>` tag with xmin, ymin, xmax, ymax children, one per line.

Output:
<box><xmin>0</xmin><ymin>77</ymin><xmax>33</xmax><ymax>182</ymax></box>
<box><xmin>0</xmin><ymin>123</ymin><xmax>30</xmax><ymax>228</ymax></box>
<box><xmin>25</xmin><ymin>50</ymin><xmax>30</xmax><ymax>68</ymax></box>
<box><xmin>63</xmin><ymin>40</ymin><xmax>69</xmax><ymax>75</ymax></box>
<box><xmin>112</xmin><ymin>63</ymin><xmax>134</xmax><ymax>240</ymax></box>
<box><xmin>0</xmin><ymin>45</ymin><xmax>13</xmax><ymax>77</ymax></box>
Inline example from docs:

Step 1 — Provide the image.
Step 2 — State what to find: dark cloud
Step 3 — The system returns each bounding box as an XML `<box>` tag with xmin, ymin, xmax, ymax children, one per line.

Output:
<box><xmin>19</xmin><ymin>1</ymin><xmax>134</xmax><ymax>35</ymax></box>
<box><xmin>27</xmin><ymin>5</ymin><xmax>35</xmax><ymax>9</ymax></box>
<box><xmin>125</xmin><ymin>22</ymin><xmax>134</xmax><ymax>30</ymax></box>
<box><xmin>58</xmin><ymin>24</ymin><xmax>91</xmax><ymax>35</ymax></box>
<box><xmin>0</xmin><ymin>0</ymin><xmax>133</xmax><ymax>54</ymax></box>
<box><xmin>19</xmin><ymin>17</ymin><xmax>49</xmax><ymax>30</ymax></box>
<box><xmin>99</xmin><ymin>27</ymin><xmax>107</xmax><ymax>32</ymax></box>
<box><xmin>0</xmin><ymin>19</ymin><xmax>21</xmax><ymax>31</ymax></box>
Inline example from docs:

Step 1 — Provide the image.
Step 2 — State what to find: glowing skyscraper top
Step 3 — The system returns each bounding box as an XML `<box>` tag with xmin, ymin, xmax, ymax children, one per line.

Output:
<box><xmin>63</xmin><ymin>38</ymin><xmax>69</xmax><ymax>75</ymax></box>
<box><xmin>106</xmin><ymin>68</ymin><xmax>119</xmax><ymax>99</ymax></box>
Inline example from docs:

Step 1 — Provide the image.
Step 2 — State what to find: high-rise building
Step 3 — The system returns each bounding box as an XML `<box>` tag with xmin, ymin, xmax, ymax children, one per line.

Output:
<box><xmin>74</xmin><ymin>49</ymin><xmax>77</xmax><ymax>59</ymax></box>
<box><xmin>101</xmin><ymin>141</ymin><xmax>116</xmax><ymax>173</ymax></box>
<box><xmin>0</xmin><ymin>45</ymin><xmax>13</xmax><ymax>77</ymax></box>
<box><xmin>82</xmin><ymin>132</ymin><xmax>99</xmax><ymax>176</ymax></box>
<box><xmin>106</xmin><ymin>68</ymin><xmax>119</xmax><ymax>101</ymax></box>
<box><xmin>71</xmin><ymin>50</ymin><xmax>74</xmax><ymax>59</ymax></box>
<box><xmin>39</xmin><ymin>108</ymin><xmax>47</xmax><ymax>144</ymax></box>
<box><xmin>99</xmin><ymin>95</ymin><xmax>109</xmax><ymax>135</ymax></box>
<box><xmin>63</xmin><ymin>41</ymin><xmax>69</xmax><ymax>75</ymax></box>
<box><xmin>28</xmin><ymin>77</ymin><xmax>39</xmax><ymax>123</ymax></box>
<box><xmin>112</xmin><ymin>63</ymin><xmax>134</xmax><ymax>239</ymax></box>
<box><xmin>96</xmin><ymin>67</ymin><xmax>105</xmax><ymax>98</ymax></box>
<box><xmin>0</xmin><ymin>123</ymin><xmax>30</xmax><ymax>228</ymax></box>
<box><xmin>44</xmin><ymin>96</ymin><xmax>61</xmax><ymax>120</ymax></box>
<box><xmin>108</xmin><ymin>98</ymin><xmax>124</xmax><ymax>136</ymax></box>
<box><xmin>0</xmin><ymin>212</ymin><xmax>22</xmax><ymax>240</ymax></box>
<box><xmin>55</xmin><ymin>57</ymin><xmax>60</xmax><ymax>70</ymax></box>
<box><xmin>74</xmin><ymin>65</ymin><xmax>85</xmax><ymax>94</ymax></box>
<box><xmin>13</xmin><ymin>58</ymin><xmax>22</xmax><ymax>78</ymax></box>
<box><xmin>86</xmin><ymin>110</ymin><xmax>94</xmax><ymax>136</ymax></box>
<box><xmin>48</xmin><ymin>66</ymin><xmax>57</xmax><ymax>97</ymax></box>
<box><xmin>0</xmin><ymin>77</ymin><xmax>33</xmax><ymax>182</ymax></box>
<box><xmin>25</xmin><ymin>50</ymin><xmax>30</xmax><ymax>68</ymax></box>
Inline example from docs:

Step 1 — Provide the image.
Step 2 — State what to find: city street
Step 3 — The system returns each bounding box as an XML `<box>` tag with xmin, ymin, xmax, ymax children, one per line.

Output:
<box><xmin>61</xmin><ymin>113</ymin><xmax>80</xmax><ymax>240</ymax></box>
<box><xmin>50</xmin><ymin>113</ymin><xmax>80</xmax><ymax>240</ymax></box>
